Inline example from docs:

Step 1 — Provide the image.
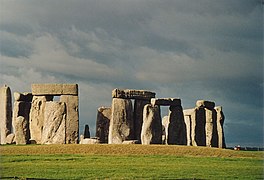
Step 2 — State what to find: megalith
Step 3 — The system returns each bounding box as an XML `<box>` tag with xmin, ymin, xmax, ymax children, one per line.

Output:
<box><xmin>162</xmin><ymin>115</ymin><xmax>169</xmax><ymax>144</ymax></box>
<box><xmin>215</xmin><ymin>106</ymin><xmax>226</xmax><ymax>148</ymax></box>
<box><xmin>108</xmin><ymin>98</ymin><xmax>134</xmax><ymax>144</ymax></box>
<box><xmin>0</xmin><ymin>85</ymin><xmax>12</xmax><ymax>144</ymax></box>
<box><xmin>29</xmin><ymin>95</ymin><xmax>53</xmax><ymax>144</ymax></box>
<box><xmin>41</xmin><ymin>102</ymin><xmax>66</xmax><ymax>144</ymax></box>
<box><xmin>84</xmin><ymin>124</ymin><xmax>90</xmax><ymax>138</ymax></box>
<box><xmin>183</xmin><ymin>108</ymin><xmax>196</xmax><ymax>146</ymax></box>
<box><xmin>141</xmin><ymin>104</ymin><xmax>162</xmax><ymax>145</ymax></box>
<box><xmin>96</xmin><ymin>107</ymin><xmax>111</xmax><ymax>143</ymax></box>
<box><xmin>13</xmin><ymin>116</ymin><xmax>28</xmax><ymax>144</ymax></box>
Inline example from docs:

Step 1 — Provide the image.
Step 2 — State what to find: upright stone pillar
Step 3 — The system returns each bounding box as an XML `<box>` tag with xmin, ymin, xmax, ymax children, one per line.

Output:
<box><xmin>29</xmin><ymin>95</ymin><xmax>53</xmax><ymax>144</ymax></box>
<box><xmin>134</xmin><ymin>99</ymin><xmax>150</xmax><ymax>143</ymax></box>
<box><xmin>162</xmin><ymin>116</ymin><xmax>169</xmax><ymax>144</ymax></box>
<box><xmin>168</xmin><ymin>105</ymin><xmax>187</xmax><ymax>145</ymax></box>
<box><xmin>84</xmin><ymin>125</ymin><xmax>90</xmax><ymax>139</ymax></box>
<box><xmin>60</xmin><ymin>95</ymin><xmax>79</xmax><ymax>144</ymax></box>
<box><xmin>0</xmin><ymin>85</ymin><xmax>12</xmax><ymax>144</ymax></box>
<box><xmin>215</xmin><ymin>106</ymin><xmax>226</xmax><ymax>148</ymax></box>
<box><xmin>141</xmin><ymin>104</ymin><xmax>162</xmax><ymax>145</ymax></box>
<box><xmin>108</xmin><ymin>98</ymin><xmax>134</xmax><ymax>144</ymax></box>
<box><xmin>13</xmin><ymin>92</ymin><xmax>32</xmax><ymax>144</ymax></box>
<box><xmin>96</xmin><ymin>107</ymin><xmax>111</xmax><ymax>143</ymax></box>
<box><xmin>41</xmin><ymin>102</ymin><xmax>66</xmax><ymax>144</ymax></box>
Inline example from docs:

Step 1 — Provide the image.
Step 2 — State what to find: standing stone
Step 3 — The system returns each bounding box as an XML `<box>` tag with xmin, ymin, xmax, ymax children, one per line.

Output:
<box><xmin>29</xmin><ymin>95</ymin><xmax>53</xmax><ymax>144</ymax></box>
<box><xmin>193</xmin><ymin>107</ymin><xmax>206</xmax><ymax>146</ymax></box>
<box><xmin>215</xmin><ymin>106</ymin><xmax>226</xmax><ymax>148</ymax></box>
<box><xmin>183</xmin><ymin>115</ymin><xmax>191</xmax><ymax>146</ymax></box>
<box><xmin>108</xmin><ymin>98</ymin><xmax>134</xmax><ymax>144</ymax></box>
<box><xmin>205</xmin><ymin>107</ymin><xmax>218</xmax><ymax>147</ymax></box>
<box><xmin>84</xmin><ymin>124</ymin><xmax>90</xmax><ymax>138</ymax></box>
<box><xmin>167</xmin><ymin>106</ymin><xmax>187</xmax><ymax>145</ymax></box>
<box><xmin>41</xmin><ymin>102</ymin><xmax>66</xmax><ymax>144</ymax></box>
<box><xmin>141</xmin><ymin>104</ymin><xmax>162</xmax><ymax>145</ymax></box>
<box><xmin>0</xmin><ymin>85</ymin><xmax>12</xmax><ymax>144</ymax></box>
<box><xmin>60</xmin><ymin>95</ymin><xmax>79</xmax><ymax>144</ymax></box>
<box><xmin>162</xmin><ymin>116</ymin><xmax>169</xmax><ymax>144</ymax></box>
<box><xmin>96</xmin><ymin>107</ymin><xmax>111</xmax><ymax>143</ymax></box>
<box><xmin>134</xmin><ymin>99</ymin><xmax>150</xmax><ymax>143</ymax></box>
<box><xmin>13</xmin><ymin>116</ymin><xmax>29</xmax><ymax>144</ymax></box>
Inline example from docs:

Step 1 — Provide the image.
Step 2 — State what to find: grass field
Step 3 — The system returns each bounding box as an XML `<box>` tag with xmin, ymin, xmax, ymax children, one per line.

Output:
<box><xmin>0</xmin><ymin>144</ymin><xmax>263</xmax><ymax>179</ymax></box>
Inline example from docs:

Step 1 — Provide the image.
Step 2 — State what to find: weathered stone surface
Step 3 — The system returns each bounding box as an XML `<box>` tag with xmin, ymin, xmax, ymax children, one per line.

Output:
<box><xmin>13</xmin><ymin>101</ymin><xmax>31</xmax><ymax>121</ymax></box>
<box><xmin>112</xmin><ymin>89</ymin><xmax>155</xmax><ymax>100</ymax></box>
<box><xmin>60</xmin><ymin>95</ymin><xmax>79</xmax><ymax>144</ymax></box>
<box><xmin>141</xmin><ymin>104</ymin><xmax>162</xmax><ymax>145</ymax></box>
<box><xmin>79</xmin><ymin>135</ymin><xmax>100</xmax><ymax>144</ymax></box>
<box><xmin>167</xmin><ymin>106</ymin><xmax>187</xmax><ymax>145</ymax></box>
<box><xmin>14</xmin><ymin>92</ymin><xmax>33</xmax><ymax>102</ymax></box>
<box><xmin>0</xmin><ymin>85</ymin><xmax>12</xmax><ymax>144</ymax></box>
<box><xmin>205</xmin><ymin>107</ymin><xmax>218</xmax><ymax>147</ymax></box>
<box><xmin>29</xmin><ymin>96</ymin><xmax>53</xmax><ymax>144</ymax></box>
<box><xmin>13</xmin><ymin>116</ymin><xmax>29</xmax><ymax>145</ymax></box>
<box><xmin>32</xmin><ymin>84</ymin><xmax>78</xmax><ymax>95</ymax></box>
<box><xmin>196</xmin><ymin>100</ymin><xmax>215</xmax><ymax>109</ymax></box>
<box><xmin>151</xmin><ymin>98</ymin><xmax>181</xmax><ymax>106</ymax></box>
<box><xmin>108</xmin><ymin>98</ymin><xmax>134</xmax><ymax>144</ymax></box>
<box><xmin>6</xmin><ymin>133</ymin><xmax>15</xmax><ymax>144</ymax></box>
<box><xmin>215</xmin><ymin>106</ymin><xmax>226</xmax><ymax>148</ymax></box>
<box><xmin>162</xmin><ymin>115</ymin><xmax>169</xmax><ymax>144</ymax></box>
<box><xmin>41</xmin><ymin>102</ymin><xmax>66</xmax><ymax>144</ymax></box>
<box><xmin>84</xmin><ymin>124</ymin><xmax>90</xmax><ymax>138</ymax></box>
<box><xmin>193</xmin><ymin>107</ymin><xmax>206</xmax><ymax>146</ymax></box>
<box><xmin>183</xmin><ymin>108</ymin><xmax>196</xmax><ymax>146</ymax></box>
<box><xmin>96</xmin><ymin>107</ymin><xmax>111</xmax><ymax>143</ymax></box>
<box><xmin>122</xmin><ymin>140</ymin><xmax>139</xmax><ymax>144</ymax></box>
<box><xmin>134</xmin><ymin>99</ymin><xmax>150</xmax><ymax>143</ymax></box>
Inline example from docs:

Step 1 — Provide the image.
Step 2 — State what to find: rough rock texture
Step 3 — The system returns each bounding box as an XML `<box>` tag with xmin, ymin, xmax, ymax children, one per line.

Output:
<box><xmin>32</xmin><ymin>84</ymin><xmax>78</xmax><ymax>96</ymax></box>
<box><xmin>0</xmin><ymin>85</ymin><xmax>12</xmax><ymax>144</ymax></box>
<box><xmin>14</xmin><ymin>92</ymin><xmax>33</xmax><ymax>102</ymax></box>
<box><xmin>141</xmin><ymin>104</ymin><xmax>162</xmax><ymax>145</ymax></box>
<box><xmin>167</xmin><ymin>106</ymin><xmax>187</xmax><ymax>145</ymax></box>
<box><xmin>60</xmin><ymin>95</ymin><xmax>79</xmax><ymax>144</ymax></box>
<box><xmin>134</xmin><ymin>99</ymin><xmax>150</xmax><ymax>143</ymax></box>
<box><xmin>79</xmin><ymin>135</ymin><xmax>100</xmax><ymax>144</ymax></box>
<box><xmin>96</xmin><ymin>107</ymin><xmax>111</xmax><ymax>143</ymax></box>
<box><xmin>29</xmin><ymin>96</ymin><xmax>53</xmax><ymax>144</ymax></box>
<box><xmin>108</xmin><ymin>98</ymin><xmax>134</xmax><ymax>144</ymax></box>
<box><xmin>41</xmin><ymin>102</ymin><xmax>66</xmax><ymax>144</ymax></box>
<box><xmin>151</xmin><ymin>98</ymin><xmax>181</xmax><ymax>106</ymax></box>
<box><xmin>215</xmin><ymin>106</ymin><xmax>226</xmax><ymax>148</ymax></box>
<box><xmin>183</xmin><ymin>108</ymin><xmax>196</xmax><ymax>146</ymax></box>
<box><xmin>162</xmin><ymin>116</ymin><xmax>169</xmax><ymax>144</ymax></box>
<box><xmin>112</xmin><ymin>89</ymin><xmax>155</xmax><ymax>100</ymax></box>
<box><xmin>84</xmin><ymin>124</ymin><xmax>90</xmax><ymax>138</ymax></box>
<box><xmin>193</xmin><ymin>107</ymin><xmax>206</xmax><ymax>146</ymax></box>
<box><xmin>6</xmin><ymin>133</ymin><xmax>15</xmax><ymax>144</ymax></box>
<box><xmin>13</xmin><ymin>116</ymin><xmax>29</xmax><ymax>144</ymax></box>
<box><xmin>196</xmin><ymin>100</ymin><xmax>215</xmax><ymax>109</ymax></box>
<box><xmin>122</xmin><ymin>140</ymin><xmax>139</xmax><ymax>144</ymax></box>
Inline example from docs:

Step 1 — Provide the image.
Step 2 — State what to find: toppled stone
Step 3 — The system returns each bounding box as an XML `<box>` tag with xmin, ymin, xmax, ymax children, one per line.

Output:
<box><xmin>6</xmin><ymin>133</ymin><xmax>15</xmax><ymax>144</ymax></box>
<box><xmin>122</xmin><ymin>140</ymin><xmax>139</xmax><ymax>144</ymax></box>
<box><xmin>96</xmin><ymin>107</ymin><xmax>111</xmax><ymax>143</ymax></box>
<box><xmin>108</xmin><ymin>98</ymin><xmax>134</xmax><ymax>144</ymax></box>
<box><xmin>41</xmin><ymin>102</ymin><xmax>66</xmax><ymax>144</ymax></box>
<box><xmin>0</xmin><ymin>85</ymin><xmax>12</xmax><ymax>144</ymax></box>
<box><xmin>134</xmin><ymin>99</ymin><xmax>151</xmax><ymax>143</ymax></box>
<box><xmin>141</xmin><ymin>104</ymin><xmax>162</xmax><ymax>145</ymax></box>
<box><xmin>79</xmin><ymin>135</ymin><xmax>100</xmax><ymax>144</ymax></box>
<box><xmin>60</xmin><ymin>95</ymin><xmax>79</xmax><ymax>144</ymax></box>
<box><xmin>167</xmin><ymin>106</ymin><xmax>187</xmax><ymax>145</ymax></box>
<box><xmin>29</xmin><ymin>96</ymin><xmax>52</xmax><ymax>144</ymax></box>
<box><xmin>13</xmin><ymin>116</ymin><xmax>29</xmax><ymax>145</ymax></box>
<box><xmin>32</xmin><ymin>84</ymin><xmax>78</xmax><ymax>96</ymax></box>
<box><xmin>151</xmin><ymin>98</ymin><xmax>181</xmax><ymax>106</ymax></box>
<box><xmin>196</xmin><ymin>100</ymin><xmax>215</xmax><ymax>109</ymax></box>
<box><xmin>14</xmin><ymin>92</ymin><xmax>33</xmax><ymax>102</ymax></box>
<box><xmin>84</xmin><ymin>124</ymin><xmax>90</xmax><ymax>139</ymax></box>
<box><xmin>112</xmin><ymin>89</ymin><xmax>155</xmax><ymax>100</ymax></box>
<box><xmin>215</xmin><ymin>106</ymin><xmax>226</xmax><ymax>148</ymax></box>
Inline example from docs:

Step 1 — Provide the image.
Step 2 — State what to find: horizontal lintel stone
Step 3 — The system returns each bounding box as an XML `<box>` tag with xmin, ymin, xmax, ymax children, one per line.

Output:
<box><xmin>196</xmin><ymin>100</ymin><xmax>215</xmax><ymax>109</ymax></box>
<box><xmin>151</xmin><ymin>98</ymin><xmax>181</xmax><ymax>106</ymax></box>
<box><xmin>112</xmin><ymin>88</ymin><xmax>155</xmax><ymax>100</ymax></box>
<box><xmin>32</xmin><ymin>84</ymin><xmax>78</xmax><ymax>95</ymax></box>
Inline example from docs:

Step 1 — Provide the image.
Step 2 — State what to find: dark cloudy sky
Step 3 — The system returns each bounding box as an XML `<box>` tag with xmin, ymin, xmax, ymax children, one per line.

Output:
<box><xmin>0</xmin><ymin>0</ymin><xmax>263</xmax><ymax>147</ymax></box>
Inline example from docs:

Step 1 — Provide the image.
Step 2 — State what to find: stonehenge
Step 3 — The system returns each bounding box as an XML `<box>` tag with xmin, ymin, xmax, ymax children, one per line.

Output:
<box><xmin>0</xmin><ymin>85</ymin><xmax>226</xmax><ymax>148</ymax></box>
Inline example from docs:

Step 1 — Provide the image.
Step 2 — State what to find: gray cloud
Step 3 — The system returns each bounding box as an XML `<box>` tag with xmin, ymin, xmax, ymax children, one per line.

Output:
<box><xmin>0</xmin><ymin>0</ymin><xmax>262</xmax><ymax>146</ymax></box>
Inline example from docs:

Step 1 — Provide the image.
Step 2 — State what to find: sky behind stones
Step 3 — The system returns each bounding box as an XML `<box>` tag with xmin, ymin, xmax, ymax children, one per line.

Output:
<box><xmin>0</xmin><ymin>0</ymin><xmax>263</xmax><ymax>146</ymax></box>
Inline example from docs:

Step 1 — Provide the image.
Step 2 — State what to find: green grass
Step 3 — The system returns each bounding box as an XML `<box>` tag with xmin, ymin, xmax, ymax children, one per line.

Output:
<box><xmin>0</xmin><ymin>145</ymin><xmax>263</xmax><ymax>179</ymax></box>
